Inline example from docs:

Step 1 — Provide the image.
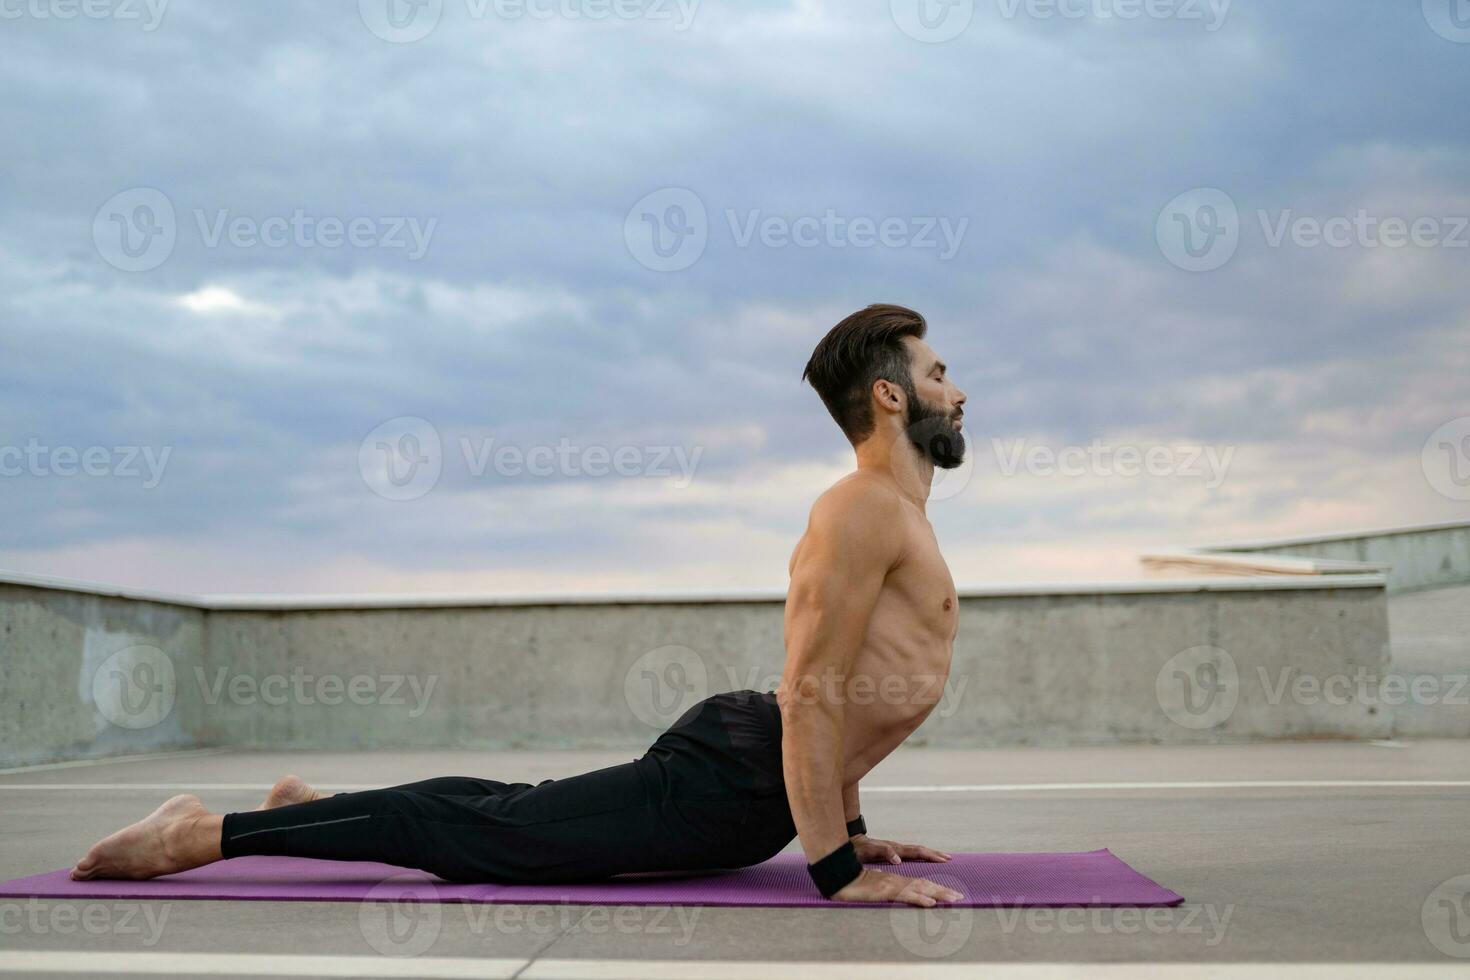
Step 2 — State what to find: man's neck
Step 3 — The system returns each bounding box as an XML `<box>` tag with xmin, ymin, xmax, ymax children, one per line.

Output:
<box><xmin>853</xmin><ymin>431</ymin><xmax>934</xmax><ymax>512</ymax></box>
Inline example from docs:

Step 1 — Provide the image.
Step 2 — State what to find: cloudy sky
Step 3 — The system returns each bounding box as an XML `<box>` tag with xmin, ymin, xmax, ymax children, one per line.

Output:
<box><xmin>2</xmin><ymin>0</ymin><xmax>1468</xmax><ymax>595</ymax></box>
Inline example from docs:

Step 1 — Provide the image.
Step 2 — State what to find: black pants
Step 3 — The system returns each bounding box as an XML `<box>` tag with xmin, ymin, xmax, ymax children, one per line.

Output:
<box><xmin>220</xmin><ymin>690</ymin><xmax>798</xmax><ymax>883</ymax></box>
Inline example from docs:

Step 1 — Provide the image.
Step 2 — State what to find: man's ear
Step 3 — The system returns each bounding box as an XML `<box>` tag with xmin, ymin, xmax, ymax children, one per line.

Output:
<box><xmin>872</xmin><ymin>378</ymin><xmax>905</xmax><ymax>416</ymax></box>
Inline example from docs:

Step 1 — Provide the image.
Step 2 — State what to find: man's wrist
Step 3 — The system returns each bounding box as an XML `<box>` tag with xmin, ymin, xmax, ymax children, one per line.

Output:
<box><xmin>807</xmin><ymin>840</ymin><xmax>863</xmax><ymax>897</ymax></box>
<box><xmin>846</xmin><ymin>815</ymin><xmax>867</xmax><ymax>838</ymax></box>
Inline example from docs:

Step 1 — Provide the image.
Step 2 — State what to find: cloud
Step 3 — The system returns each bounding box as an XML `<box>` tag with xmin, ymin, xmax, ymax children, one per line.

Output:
<box><xmin>2</xmin><ymin>0</ymin><xmax>1468</xmax><ymax>593</ymax></box>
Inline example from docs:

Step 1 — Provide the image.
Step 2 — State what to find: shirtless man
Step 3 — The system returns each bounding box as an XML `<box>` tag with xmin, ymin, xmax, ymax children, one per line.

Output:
<box><xmin>70</xmin><ymin>303</ymin><xmax>968</xmax><ymax>907</ymax></box>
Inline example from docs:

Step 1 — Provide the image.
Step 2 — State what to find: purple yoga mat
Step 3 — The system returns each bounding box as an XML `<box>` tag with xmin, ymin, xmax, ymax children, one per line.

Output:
<box><xmin>0</xmin><ymin>850</ymin><xmax>1181</xmax><ymax>908</ymax></box>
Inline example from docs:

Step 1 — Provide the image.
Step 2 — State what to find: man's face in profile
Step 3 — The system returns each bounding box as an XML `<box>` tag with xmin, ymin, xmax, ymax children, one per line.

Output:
<box><xmin>900</xmin><ymin>337</ymin><xmax>967</xmax><ymax>470</ymax></box>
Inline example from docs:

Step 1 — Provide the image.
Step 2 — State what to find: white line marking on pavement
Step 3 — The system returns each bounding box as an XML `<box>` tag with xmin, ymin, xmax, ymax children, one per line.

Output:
<box><xmin>4</xmin><ymin>780</ymin><xmax>1470</xmax><ymax>793</ymax></box>
<box><xmin>1</xmin><ymin>953</ymin><xmax>1465</xmax><ymax>979</ymax></box>
<box><xmin>0</xmin><ymin>783</ymin><xmax>351</xmax><ymax>791</ymax></box>
<box><xmin>526</xmin><ymin>964</ymin><xmax>1470</xmax><ymax>979</ymax></box>
<box><xmin>864</xmin><ymin>781</ymin><xmax>1470</xmax><ymax>793</ymax></box>
<box><xmin>0</xmin><ymin>951</ymin><xmax>522</xmax><ymax>977</ymax></box>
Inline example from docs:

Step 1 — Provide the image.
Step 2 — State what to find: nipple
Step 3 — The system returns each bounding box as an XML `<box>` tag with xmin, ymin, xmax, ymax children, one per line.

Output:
<box><xmin>943</xmin><ymin>597</ymin><xmax>953</xmax><ymax>611</ymax></box>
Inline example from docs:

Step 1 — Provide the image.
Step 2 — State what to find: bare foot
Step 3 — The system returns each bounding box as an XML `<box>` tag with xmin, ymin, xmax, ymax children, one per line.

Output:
<box><xmin>257</xmin><ymin>774</ymin><xmax>329</xmax><ymax>811</ymax></box>
<box><xmin>71</xmin><ymin>794</ymin><xmax>222</xmax><ymax>881</ymax></box>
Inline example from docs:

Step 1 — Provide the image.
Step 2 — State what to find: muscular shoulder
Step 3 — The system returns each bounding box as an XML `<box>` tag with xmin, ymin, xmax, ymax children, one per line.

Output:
<box><xmin>804</xmin><ymin>474</ymin><xmax>908</xmax><ymax>562</ymax></box>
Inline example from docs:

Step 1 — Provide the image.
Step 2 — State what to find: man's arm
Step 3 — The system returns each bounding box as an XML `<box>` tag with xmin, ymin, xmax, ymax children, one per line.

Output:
<box><xmin>779</xmin><ymin>481</ymin><xmax>899</xmax><ymax>866</ymax></box>
<box><xmin>843</xmin><ymin>782</ymin><xmax>861</xmax><ymax>825</ymax></box>
<box><xmin>779</xmin><ymin>482</ymin><xmax>961</xmax><ymax>907</ymax></box>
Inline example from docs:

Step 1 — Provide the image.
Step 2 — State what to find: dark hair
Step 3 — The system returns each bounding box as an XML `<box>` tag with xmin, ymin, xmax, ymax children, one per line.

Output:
<box><xmin>801</xmin><ymin>304</ymin><xmax>927</xmax><ymax>444</ymax></box>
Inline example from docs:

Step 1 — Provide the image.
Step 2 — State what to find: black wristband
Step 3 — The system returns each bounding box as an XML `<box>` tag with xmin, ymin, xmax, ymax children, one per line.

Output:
<box><xmin>807</xmin><ymin>840</ymin><xmax>863</xmax><ymax>898</ymax></box>
<box><xmin>846</xmin><ymin>815</ymin><xmax>867</xmax><ymax>837</ymax></box>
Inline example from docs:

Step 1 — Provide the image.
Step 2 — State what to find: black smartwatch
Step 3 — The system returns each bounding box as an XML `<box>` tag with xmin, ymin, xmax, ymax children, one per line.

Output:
<box><xmin>846</xmin><ymin>815</ymin><xmax>867</xmax><ymax>838</ymax></box>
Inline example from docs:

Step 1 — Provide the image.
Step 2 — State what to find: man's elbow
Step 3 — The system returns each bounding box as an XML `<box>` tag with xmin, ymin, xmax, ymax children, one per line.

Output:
<box><xmin>778</xmin><ymin>671</ymin><xmax>840</xmax><ymax>725</ymax></box>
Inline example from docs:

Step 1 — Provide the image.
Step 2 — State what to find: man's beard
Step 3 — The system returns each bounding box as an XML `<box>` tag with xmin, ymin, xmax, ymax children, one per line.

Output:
<box><xmin>903</xmin><ymin>383</ymin><xmax>966</xmax><ymax>470</ymax></box>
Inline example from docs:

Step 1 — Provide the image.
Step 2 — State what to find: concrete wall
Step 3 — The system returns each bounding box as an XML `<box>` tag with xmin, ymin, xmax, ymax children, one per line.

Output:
<box><xmin>197</xmin><ymin>581</ymin><xmax>1393</xmax><ymax>750</ymax></box>
<box><xmin>1</xmin><ymin>571</ymin><xmax>1397</xmax><ymax>763</ymax></box>
<box><xmin>0</xmin><ymin>583</ymin><xmax>206</xmax><ymax>768</ymax></box>
<box><xmin>1207</xmin><ymin>521</ymin><xmax>1470</xmax><ymax>594</ymax></box>
<box><xmin>938</xmin><ymin>583</ymin><xmax>1393</xmax><ymax>745</ymax></box>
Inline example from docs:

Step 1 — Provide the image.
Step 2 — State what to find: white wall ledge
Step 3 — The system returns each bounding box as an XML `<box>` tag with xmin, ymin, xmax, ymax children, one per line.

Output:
<box><xmin>0</xmin><ymin>567</ymin><xmax>1387</xmax><ymax>612</ymax></box>
<box><xmin>1191</xmin><ymin>519</ymin><xmax>1470</xmax><ymax>552</ymax></box>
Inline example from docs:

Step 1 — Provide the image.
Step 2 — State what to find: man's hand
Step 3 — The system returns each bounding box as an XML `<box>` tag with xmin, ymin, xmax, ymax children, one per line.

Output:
<box><xmin>852</xmin><ymin>834</ymin><xmax>951</xmax><ymax>865</ymax></box>
<box><xmin>830</xmin><ymin>868</ymin><xmax>964</xmax><ymax>907</ymax></box>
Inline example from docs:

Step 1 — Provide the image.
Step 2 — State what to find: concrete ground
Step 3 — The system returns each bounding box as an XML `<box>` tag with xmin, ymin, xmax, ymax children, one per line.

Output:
<box><xmin>3</xmin><ymin>742</ymin><xmax>1470</xmax><ymax>977</ymax></box>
